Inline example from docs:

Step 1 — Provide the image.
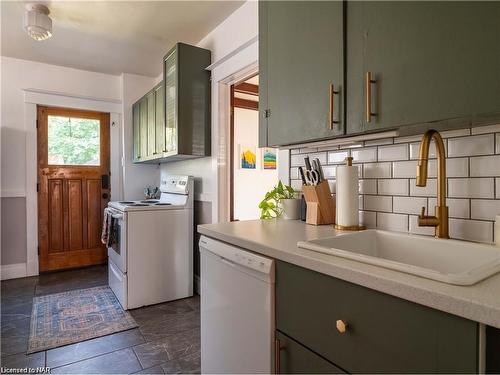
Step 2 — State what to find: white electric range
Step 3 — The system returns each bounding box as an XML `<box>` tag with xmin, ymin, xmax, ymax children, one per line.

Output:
<box><xmin>107</xmin><ymin>175</ymin><xmax>194</xmax><ymax>309</ymax></box>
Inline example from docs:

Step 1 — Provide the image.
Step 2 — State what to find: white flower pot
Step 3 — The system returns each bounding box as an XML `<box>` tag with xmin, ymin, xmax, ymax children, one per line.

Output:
<box><xmin>282</xmin><ymin>198</ymin><xmax>301</xmax><ymax>220</ymax></box>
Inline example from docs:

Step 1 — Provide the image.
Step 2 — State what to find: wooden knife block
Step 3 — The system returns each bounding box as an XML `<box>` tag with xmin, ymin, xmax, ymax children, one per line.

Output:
<box><xmin>302</xmin><ymin>180</ymin><xmax>336</xmax><ymax>225</ymax></box>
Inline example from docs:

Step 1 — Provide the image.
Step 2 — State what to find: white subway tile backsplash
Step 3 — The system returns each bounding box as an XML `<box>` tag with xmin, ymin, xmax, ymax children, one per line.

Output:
<box><xmin>359</xmin><ymin>179</ymin><xmax>377</xmax><ymax>194</ymax></box>
<box><xmin>470</xmin><ymin>155</ymin><xmax>500</xmax><ymax>177</ymax></box>
<box><xmin>322</xmin><ymin>165</ymin><xmax>336</xmax><ymax>178</ymax></box>
<box><xmin>327</xmin><ymin>180</ymin><xmax>336</xmax><ymax>194</ymax></box>
<box><xmin>409</xmin><ymin>140</ymin><xmax>448</xmax><ymax>160</ymax></box>
<box><xmin>364</xmin><ymin>163</ymin><xmax>391</xmax><ymax>178</ymax></box>
<box><xmin>378</xmin><ymin>179</ymin><xmax>408</xmax><ymax>196</ymax></box>
<box><xmin>290</xmin><ymin>180</ymin><xmax>303</xmax><ymax>191</ymax></box>
<box><xmin>447</xmin><ymin>134</ymin><xmax>494</xmax><ymax>157</ymax></box>
<box><xmin>408</xmin><ymin>215</ymin><xmax>435</xmax><ymax>236</ymax></box>
<box><xmin>359</xmin><ymin>211</ymin><xmax>376</xmax><ymax>228</ymax></box>
<box><xmin>364</xmin><ymin>195</ymin><xmax>392</xmax><ymax>212</ymax></box>
<box><xmin>471</xmin><ymin>123</ymin><xmax>500</xmax><ymax>135</ymax></box>
<box><xmin>440</xmin><ymin>128</ymin><xmax>471</xmax><ymax>138</ymax></box>
<box><xmin>352</xmin><ymin>148</ymin><xmax>377</xmax><ymax>163</ymax></box>
<box><xmin>378</xmin><ymin>144</ymin><xmax>408</xmax><ymax>161</ymax></box>
<box><xmin>364</xmin><ymin>138</ymin><xmax>394</xmax><ymax>146</ymax></box>
<box><xmin>377</xmin><ymin>212</ymin><xmax>408</xmax><ymax>232</ymax></box>
<box><xmin>448</xmin><ymin>178</ymin><xmax>494</xmax><ymax>198</ymax></box>
<box><xmin>393</xmin><ymin>196</ymin><xmax>427</xmax><ymax>215</ymax></box>
<box><xmin>292</xmin><ymin>129</ymin><xmax>500</xmax><ymax>243</ymax></box>
<box><xmin>428</xmin><ymin>198</ymin><xmax>470</xmax><ymax>219</ymax></box>
<box><xmin>471</xmin><ymin>199</ymin><xmax>500</xmax><ymax>221</ymax></box>
<box><xmin>328</xmin><ymin>150</ymin><xmax>350</xmax><ymax>164</ymax></box>
<box><xmin>449</xmin><ymin>219</ymin><xmax>493</xmax><ymax>243</ymax></box>
<box><xmin>409</xmin><ymin>178</ymin><xmax>437</xmax><ymax>197</ymax></box>
<box><xmin>392</xmin><ymin>160</ymin><xmax>416</xmax><ymax>178</ymax></box>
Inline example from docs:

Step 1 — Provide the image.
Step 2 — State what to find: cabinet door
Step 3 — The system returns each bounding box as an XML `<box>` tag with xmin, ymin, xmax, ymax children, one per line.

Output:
<box><xmin>347</xmin><ymin>1</ymin><xmax>500</xmax><ymax>134</ymax></box>
<box><xmin>260</xmin><ymin>1</ymin><xmax>344</xmax><ymax>147</ymax></box>
<box><xmin>146</xmin><ymin>91</ymin><xmax>156</xmax><ymax>157</ymax></box>
<box><xmin>132</xmin><ymin>102</ymin><xmax>141</xmax><ymax>161</ymax></box>
<box><xmin>276</xmin><ymin>331</ymin><xmax>344</xmax><ymax>374</ymax></box>
<box><xmin>155</xmin><ymin>84</ymin><xmax>165</xmax><ymax>154</ymax></box>
<box><xmin>139</xmin><ymin>97</ymin><xmax>148</xmax><ymax>160</ymax></box>
<box><xmin>164</xmin><ymin>49</ymin><xmax>177</xmax><ymax>154</ymax></box>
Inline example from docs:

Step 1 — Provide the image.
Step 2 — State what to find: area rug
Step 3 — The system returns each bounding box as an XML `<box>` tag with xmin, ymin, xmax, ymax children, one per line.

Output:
<box><xmin>27</xmin><ymin>286</ymin><xmax>137</xmax><ymax>353</ymax></box>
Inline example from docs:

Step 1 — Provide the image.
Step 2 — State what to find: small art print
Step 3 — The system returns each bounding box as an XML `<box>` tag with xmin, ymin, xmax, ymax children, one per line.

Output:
<box><xmin>240</xmin><ymin>144</ymin><xmax>256</xmax><ymax>169</ymax></box>
<box><xmin>262</xmin><ymin>148</ymin><xmax>277</xmax><ymax>170</ymax></box>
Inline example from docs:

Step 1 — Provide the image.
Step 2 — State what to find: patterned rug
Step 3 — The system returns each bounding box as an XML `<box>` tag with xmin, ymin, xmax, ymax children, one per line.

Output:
<box><xmin>28</xmin><ymin>286</ymin><xmax>137</xmax><ymax>353</ymax></box>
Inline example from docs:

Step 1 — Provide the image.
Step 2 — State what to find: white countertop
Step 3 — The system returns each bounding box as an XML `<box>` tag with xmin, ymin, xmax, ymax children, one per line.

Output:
<box><xmin>198</xmin><ymin>219</ymin><xmax>500</xmax><ymax>329</ymax></box>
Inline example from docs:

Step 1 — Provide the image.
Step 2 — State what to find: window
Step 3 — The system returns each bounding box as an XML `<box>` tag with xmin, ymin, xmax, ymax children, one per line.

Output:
<box><xmin>47</xmin><ymin>115</ymin><xmax>100</xmax><ymax>165</ymax></box>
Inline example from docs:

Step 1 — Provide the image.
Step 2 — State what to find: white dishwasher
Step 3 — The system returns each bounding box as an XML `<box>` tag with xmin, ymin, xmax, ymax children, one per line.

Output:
<box><xmin>199</xmin><ymin>235</ymin><xmax>275</xmax><ymax>374</ymax></box>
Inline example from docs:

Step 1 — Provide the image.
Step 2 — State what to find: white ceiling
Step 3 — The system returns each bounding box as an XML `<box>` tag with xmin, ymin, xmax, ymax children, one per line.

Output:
<box><xmin>1</xmin><ymin>1</ymin><xmax>245</xmax><ymax>77</ymax></box>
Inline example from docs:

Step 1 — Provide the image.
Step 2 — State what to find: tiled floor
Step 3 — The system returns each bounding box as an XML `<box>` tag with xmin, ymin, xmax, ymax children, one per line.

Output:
<box><xmin>0</xmin><ymin>265</ymin><xmax>200</xmax><ymax>374</ymax></box>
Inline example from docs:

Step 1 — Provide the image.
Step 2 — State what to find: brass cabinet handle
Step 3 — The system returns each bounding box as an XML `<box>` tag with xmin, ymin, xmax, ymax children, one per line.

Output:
<box><xmin>329</xmin><ymin>84</ymin><xmax>340</xmax><ymax>130</ymax></box>
<box><xmin>336</xmin><ymin>319</ymin><xmax>348</xmax><ymax>334</ymax></box>
<box><xmin>365</xmin><ymin>71</ymin><xmax>378</xmax><ymax>123</ymax></box>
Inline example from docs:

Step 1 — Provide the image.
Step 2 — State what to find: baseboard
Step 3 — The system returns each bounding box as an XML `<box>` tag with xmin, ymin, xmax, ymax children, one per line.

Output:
<box><xmin>1</xmin><ymin>263</ymin><xmax>27</xmax><ymax>280</ymax></box>
<box><xmin>194</xmin><ymin>274</ymin><xmax>200</xmax><ymax>295</ymax></box>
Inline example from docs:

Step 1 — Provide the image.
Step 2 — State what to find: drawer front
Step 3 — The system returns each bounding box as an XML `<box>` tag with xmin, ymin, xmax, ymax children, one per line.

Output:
<box><xmin>276</xmin><ymin>331</ymin><xmax>344</xmax><ymax>374</ymax></box>
<box><xmin>276</xmin><ymin>261</ymin><xmax>478</xmax><ymax>373</ymax></box>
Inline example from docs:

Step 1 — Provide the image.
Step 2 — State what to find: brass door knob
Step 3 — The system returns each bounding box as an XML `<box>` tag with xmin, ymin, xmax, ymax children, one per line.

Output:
<box><xmin>336</xmin><ymin>319</ymin><xmax>348</xmax><ymax>333</ymax></box>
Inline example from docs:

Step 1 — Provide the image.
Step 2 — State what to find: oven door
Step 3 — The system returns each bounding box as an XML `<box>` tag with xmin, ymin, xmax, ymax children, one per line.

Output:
<box><xmin>107</xmin><ymin>208</ymin><xmax>126</xmax><ymax>273</ymax></box>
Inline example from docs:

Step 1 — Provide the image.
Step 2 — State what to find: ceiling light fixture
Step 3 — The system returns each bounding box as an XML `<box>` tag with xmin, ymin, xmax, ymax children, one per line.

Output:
<box><xmin>23</xmin><ymin>3</ymin><xmax>52</xmax><ymax>41</ymax></box>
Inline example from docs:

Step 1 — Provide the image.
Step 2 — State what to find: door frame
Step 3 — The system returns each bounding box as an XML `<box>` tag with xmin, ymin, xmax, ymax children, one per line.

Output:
<box><xmin>23</xmin><ymin>89</ymin><xmax>122</xmax><ymax>277</ymax></box>
<box><xmin>37</xmin><ymin>105</ymin><xmax>110</xmax><ymax>272</ymax></box>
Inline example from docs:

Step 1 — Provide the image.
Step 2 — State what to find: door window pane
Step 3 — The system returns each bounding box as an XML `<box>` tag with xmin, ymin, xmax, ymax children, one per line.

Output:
<box><xmin>48</xmin><ymin>115</ymin><xmax>100</xmax><ymax>165</ymax></box>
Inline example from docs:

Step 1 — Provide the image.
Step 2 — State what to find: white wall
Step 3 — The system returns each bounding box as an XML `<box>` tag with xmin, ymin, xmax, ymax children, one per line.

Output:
<box><xmin>160</xmin><ymin>0</ymin><xmax>258</xmax><ymax>206</ymax></box>
<box><xmin>1</xmin><ymin>56</ymin><xmax>122</xmax><ymax>195</ymax></box>
<box><xmin>233</xmin><ymin>108</ymin><xmax>278</xmax><ymax>220</ymax></box>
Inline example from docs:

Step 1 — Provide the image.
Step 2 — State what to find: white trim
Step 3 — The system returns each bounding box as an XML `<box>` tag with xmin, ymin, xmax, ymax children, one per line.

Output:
<box><xmin>209</xmin><ymin>38</ymin><xmax>259</xmax><ymax>224</ymax></box>
<box><xmin>1</xmin><ymin>190</ymin><xmax>26</xmax><ymax>198</ymax></box>
<box><xmin>1</xmin><ymin>263</ymin><xmax>27</xmax><ymax>280</ymax></box>
<box><xmin>24</xmin><ymin>92</ymin><xmax>123</xmax><ymax>277</ymax></box>
<box><xmin>24</xmin><ymin>89</ymin><xmax>122</xmax><ymax>113</ymax></box>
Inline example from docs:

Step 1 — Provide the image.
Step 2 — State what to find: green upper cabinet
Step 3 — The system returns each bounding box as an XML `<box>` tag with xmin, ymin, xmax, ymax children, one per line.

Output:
<box><xmin>132</xmin><ymin>101</ymin><xmax>141</xmax><ymax>162</ymax></box>
<box><xmin>259</xmin><ymin>1</ymin><xmax>344</xmax><ymax>147</ymax></box>
<box><xmin>132</xmin><ymin>42</ymin><xmax>211</xmax><ymax>164</ymax></box>
<box><xmin>347</xmin><ymin>1</ymin><xmax>500</xmax><ymax>134</ymax></box>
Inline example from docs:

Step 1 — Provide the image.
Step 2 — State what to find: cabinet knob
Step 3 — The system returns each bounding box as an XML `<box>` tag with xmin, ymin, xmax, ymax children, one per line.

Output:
<box><xmin>336</xmin><ymin>319</ymin><xmax>348</xmax><ymax>333</ymax></box>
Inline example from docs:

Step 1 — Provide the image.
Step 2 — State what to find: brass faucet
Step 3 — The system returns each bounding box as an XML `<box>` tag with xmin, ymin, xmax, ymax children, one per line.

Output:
<box><xmin>416</xmin><ymin>129</ymin><xmax>449</xmax><ymax>238</ymax></box>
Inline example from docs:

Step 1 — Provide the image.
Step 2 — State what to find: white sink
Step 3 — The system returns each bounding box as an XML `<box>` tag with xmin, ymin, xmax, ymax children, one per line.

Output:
<box><xmin>297</xmin><ymin>230</ymin><xmax>500</xmax><ymax>285</ymax></box>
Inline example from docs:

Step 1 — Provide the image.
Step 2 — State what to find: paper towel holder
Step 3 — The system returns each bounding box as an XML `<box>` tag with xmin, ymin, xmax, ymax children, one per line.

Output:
<box><xmin>334</xmin><ymin>224</ymin><xmax>366</xmax><ymax>231</ymax></box>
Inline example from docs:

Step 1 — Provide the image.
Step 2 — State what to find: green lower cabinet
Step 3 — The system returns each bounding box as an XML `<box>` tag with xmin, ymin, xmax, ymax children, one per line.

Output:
<box><xmin>276</xmin><ymin>261</ymin><xmax>479</xmax><ymax>373</ymax></box>
<box><xmin>347</xmin><ymin>1</ymin><xmax>500</xmax><ymax>134</ymax></box>
<box><xmin>276</xmin><ymin>331</ymin><xmax>345</xmax><ymax>374</ymax></box>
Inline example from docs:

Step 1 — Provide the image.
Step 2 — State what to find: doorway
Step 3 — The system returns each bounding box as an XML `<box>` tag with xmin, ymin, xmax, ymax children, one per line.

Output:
<box><xmin>230</xmin><ymin>75</ymin><xmax>279</xmax><ymax>221</ymax></box>
<box><xmin>37</xmin><ymin>106</ymin><xmax>110</xmax><ymax>272</ymax></box>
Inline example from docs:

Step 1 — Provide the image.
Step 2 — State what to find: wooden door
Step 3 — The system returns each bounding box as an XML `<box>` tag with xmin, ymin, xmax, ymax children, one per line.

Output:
<box><xmin>37</xmin><ymin>106</ymin><xmax>110</xmax><ymax>272</ymax></box>
<box><xmin>260</xmin><ymin>1</ymin><xmax>344</xmax><ymax>147</ymax></box>
<box><xmin>347</xmin><ymin>1</ymin><xmax>500</xmax><ymax>134</ymax></box>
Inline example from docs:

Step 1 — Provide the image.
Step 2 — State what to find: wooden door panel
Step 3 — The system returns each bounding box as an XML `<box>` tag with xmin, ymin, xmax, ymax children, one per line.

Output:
<box><xmin>38</xmin><ymin>106</ymin><xmax>109</xmax><ymax>272</ymax></box>
<box><xmin>86</xmin><ymin>179</ymin><xmax>101</xmax><ymax>249</ymax></box>
<box><xmin>68</xmin><ymin>179</ymin><xmax>83</xmax><ymax>251</ymax></box>
<box><xmin>48</xmin><ymin>179</ymin><xmax>64</xmax><ymax>252</ymax></box>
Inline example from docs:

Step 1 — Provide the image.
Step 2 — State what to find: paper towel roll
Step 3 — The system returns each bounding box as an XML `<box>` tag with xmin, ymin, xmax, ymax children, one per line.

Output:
<box><xmin>336</xmin><ymin>164</ymin><xmax>359</xmax><ymax>227</ymax></box>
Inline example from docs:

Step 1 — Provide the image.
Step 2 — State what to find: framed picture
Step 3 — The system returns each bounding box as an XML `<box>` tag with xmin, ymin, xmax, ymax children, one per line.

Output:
<box><xmin>262</xmin><ymin>148</ymin><xmax>277</xmax><ymax>170</ymax></box>
<box><xmin>239</xmin><ymin>144</ymin><xmax>256</xmax><ymax>169</ymax></box>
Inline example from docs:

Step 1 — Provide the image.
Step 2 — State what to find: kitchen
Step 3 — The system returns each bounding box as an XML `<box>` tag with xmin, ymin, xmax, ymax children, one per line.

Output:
<box><xmin>2</xmin><ymin>1</ymin><xmax>500</xmax><ymax>374</ymax></box>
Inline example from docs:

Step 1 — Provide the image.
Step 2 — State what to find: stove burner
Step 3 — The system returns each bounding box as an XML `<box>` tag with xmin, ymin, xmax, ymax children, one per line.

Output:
<box><xmin>155</xmin><ymin>203</ymin><xmax>172</xmax><ymax>206</ymax></box>
<box><xmin>127</xmin><ymin>203</ymin><xmax>149</xmax><ymax>207</ymax></box>
<box><xmin>141</xmin><ymin>200</ymin><xmax>159</xmax><ymax>203</ymax></box>
<box><xmin>118</xmin><ymin>201</ymin><xmax>134</xmax><ymax>204</ymax></box>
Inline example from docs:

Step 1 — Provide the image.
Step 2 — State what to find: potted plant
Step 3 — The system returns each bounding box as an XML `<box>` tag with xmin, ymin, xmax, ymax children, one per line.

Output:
<box><xmin>259</xmin><ymin>181</ymin><xmax>301</xmax><ymax>220</ymax></box>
